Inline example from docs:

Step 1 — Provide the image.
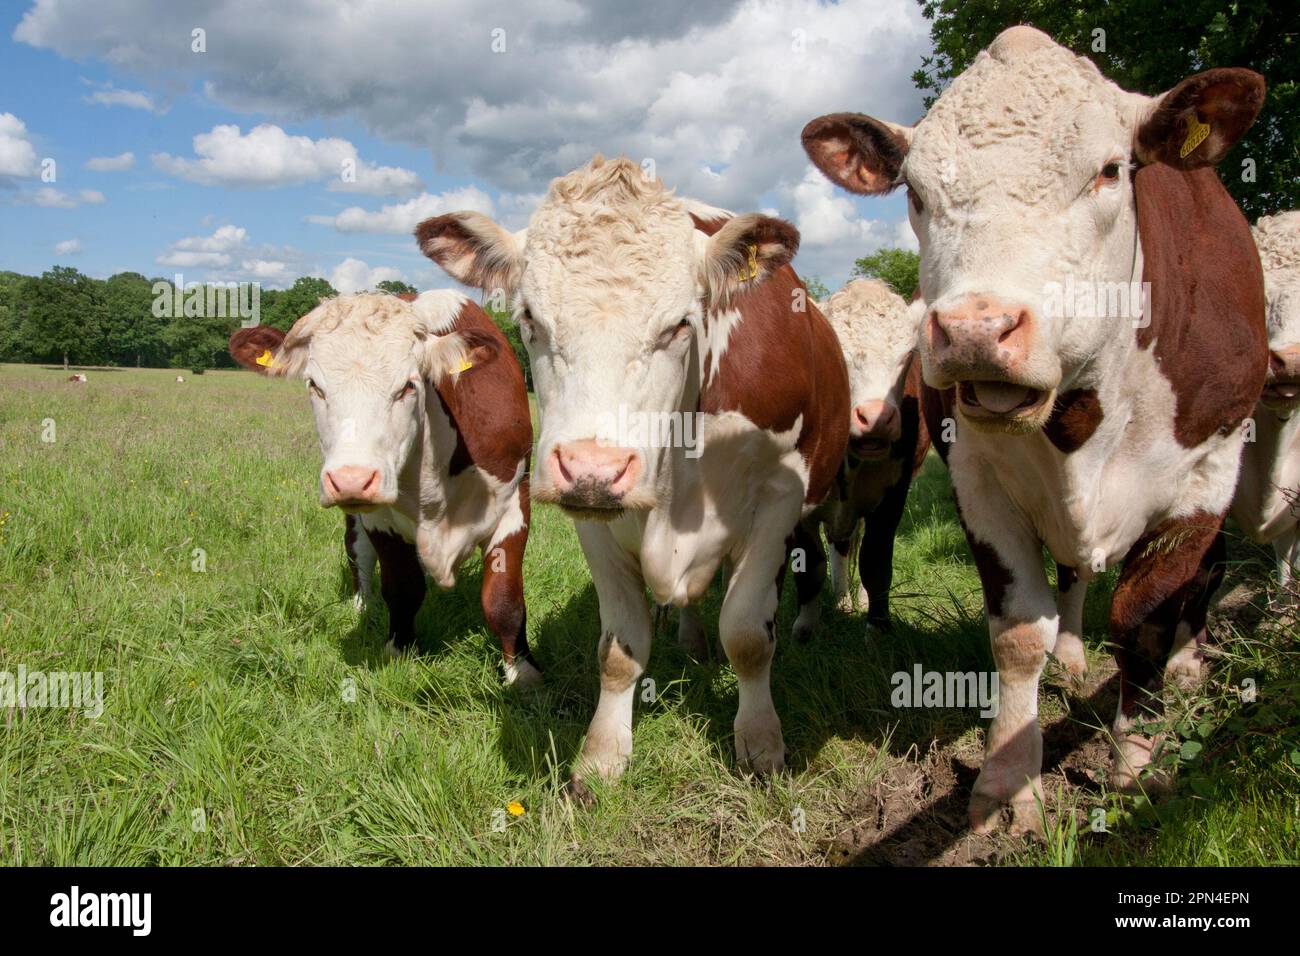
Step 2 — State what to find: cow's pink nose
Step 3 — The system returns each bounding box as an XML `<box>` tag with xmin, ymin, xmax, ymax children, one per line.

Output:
<box><xmin>1269</xmin><ymin>345</ymin><xmax>1300</xmax><ymax>382</ymax></box>
<box><xmin>927</xmin><ymin>296</ymin><xmax>1035</xmax><ymax>374</ymax></box>
<box><xmin>852</xmin><ymin>400</ymin><xmax>900</xmax><ymax>441</ymax></box>
<box><xmin>548</xmin><ymin>440</ymin><xmax>641</xmax><ymax>499</ymax></box>
<box><xmin>325</xmin><ymin>466</ymin><xmax>381</xmax><ymax>504</ymax></box>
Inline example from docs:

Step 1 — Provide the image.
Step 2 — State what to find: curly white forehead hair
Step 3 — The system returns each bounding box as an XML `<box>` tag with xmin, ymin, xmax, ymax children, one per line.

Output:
<box><xmin>821</xmin><ymin>278</ymin><xmax>919</xmax><ymax>369</ymax></box>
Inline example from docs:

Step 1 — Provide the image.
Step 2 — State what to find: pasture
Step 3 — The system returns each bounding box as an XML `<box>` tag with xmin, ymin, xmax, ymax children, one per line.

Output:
<box><xmin>1</xmin><ymin>362</ymin><xmax>1296</xmax><ymax>866</ymax></box>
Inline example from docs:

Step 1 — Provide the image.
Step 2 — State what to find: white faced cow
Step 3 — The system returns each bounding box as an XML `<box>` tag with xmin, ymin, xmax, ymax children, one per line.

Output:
<box><xmin>1232</xmin><ymin>211</ymin><xmax>1300</xmax><ymax>591</ymax></box>
<box><xmin>798</xmin><ymin>279</ymin><xmax>930</xmax><ymax>636</ymax></box>
<box><xmin>229</xmin><ymin>292</ymin><xmax>539</xmax><ymax>686</ymax></box>
<box><xmin>417</xmin><ymin>156</ymin><xmax>849</xmax><ymax>797</ymax></box>
<box><xmin>804</xmin><ymin>26</ymin><xmax>1267</xmax><ymax>833</ymax></box>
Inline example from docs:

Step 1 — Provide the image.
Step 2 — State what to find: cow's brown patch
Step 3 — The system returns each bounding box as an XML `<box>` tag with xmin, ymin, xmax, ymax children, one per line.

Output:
<box><xmin>1133</xmin><ymin>164</ymin><xmax>1267</xmax><ymax>448</ymax></box>
<box><xmin>598</xmin><ymin>632</ymin><xmax>639</xmax><ymax>693</ymax></box>
<box><xmin>702</xmin><ymin>266</ymin><xmax>850</xmax><ymax>507</ymax></box>
<box><xmin>953</xmin><ymin>498</ymin><xmax>1012</xmax><ymax>618</ymax></box>
<box><xmin>921</xmin><ymin>384</ymin><xmax>955</xmax><ymax>464</ymax></box>
<box><xmin>365</xmin><ymin>527</ymin><xmax>427</xmax><ymax>650</ymax></box>
<box><xmin>1043</xmin><ymin>389</ymin><xmax>1103</xmax><ymax>454</ymax></box>
<box><xmin>433</xmin><ymin>300</ymin><xmax>533</xmax><ymax>485</ymax></box>
<box><xmin>479</xmin><ymin>482</ymin><xmax>536</xmax><ymax>670</ymax></box>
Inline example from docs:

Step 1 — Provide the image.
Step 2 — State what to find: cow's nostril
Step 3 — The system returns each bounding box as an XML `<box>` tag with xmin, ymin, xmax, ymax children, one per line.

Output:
<box><xmin>929</xmin><ymin>311</ymin><xmax>951</xmax><ymax>349</ymax></box>
<box><xmin>997</xmin><ymin>310</ymin><xmax>1028</xmax><ymax>343</ymax></box>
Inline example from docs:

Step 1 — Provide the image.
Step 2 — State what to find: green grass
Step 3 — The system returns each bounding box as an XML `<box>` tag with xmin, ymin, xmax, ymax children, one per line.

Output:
<box><xmin>1</xmin><ymin>362</ymin><xmax>1296</xmax><ymax>866</ymax></box>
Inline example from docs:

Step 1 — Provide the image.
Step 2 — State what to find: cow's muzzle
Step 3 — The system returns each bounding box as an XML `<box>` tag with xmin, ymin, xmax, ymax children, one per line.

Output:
<box><xmin>539</xmin><ymin>439</ymin><xmax>647</xmax><ymax>520</ymax></box>
<box><xmin>848</xmin><ymin>400</ymin><xmax>900</xmax><ymax>460</ymax></box>
<box><xmin>322</xmin><ymin>466</ymin><xmax>389</xmax><ymax>511</ymax></box>
<box><xmin>1262</xmin><ymin>346</ymin><xmax>1300</xmax><ymax>412</ymax></box>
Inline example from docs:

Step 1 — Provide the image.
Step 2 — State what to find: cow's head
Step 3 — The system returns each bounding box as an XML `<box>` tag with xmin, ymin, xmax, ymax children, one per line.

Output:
<box><xmin>229</xmin><ymin>292</ymin><xmax>497</xmax><ymax>510</ymax></box>
<box><xmin>1254</xmin><ymin>212</ymin><xmax>1300</xmax><ymax>413</ymax></box>
<box><xmin>416</xmin><ymin>155</ymin><xmax>798</xmax><ymax>519</ymax></box>
<box><xmin>821</xmin><ymin>279</ymin><xmax>921</xmax><ymax>460</ymax></box>
<box><xmin>803</xmin><ymin>25</ymin><xmax>1264</xmax><ymax>434</ymax></box>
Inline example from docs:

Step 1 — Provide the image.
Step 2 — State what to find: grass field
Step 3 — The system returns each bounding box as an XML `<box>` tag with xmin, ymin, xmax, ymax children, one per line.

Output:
<box><xmin>1</xmin><ymin>362</ymin><xmax>1297</xmax><ymax>866</ymax></box>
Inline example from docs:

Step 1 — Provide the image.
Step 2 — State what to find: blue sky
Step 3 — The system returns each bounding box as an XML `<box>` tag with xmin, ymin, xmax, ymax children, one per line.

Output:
<box><xmin>0</xmin><ymin>0</ymin><xmax>928</xmax><ymax>291</ymax></box>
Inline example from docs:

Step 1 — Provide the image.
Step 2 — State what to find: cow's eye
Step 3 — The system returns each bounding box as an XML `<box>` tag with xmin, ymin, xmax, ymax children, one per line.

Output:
<box><xmin>659</xmin><ymin>318</ymin><xmax>692</xmax><ymax>349</ymax></box>
<box><xmin>395</xmin><ymin>380</ymin><xmax>418</xmax><ymax>401</ymax></box>
<box><xmin>1097</xmin><ymin>161</ymin><xmax>1123</xmax><ymax>188</ymax></box>
<box><xmin>518</xmin><ymin>308</ymin><xmax>535</xmax><ymax>337</ymax></box>
<box><xmin>307</xmin><ymin>378</ymin><xmax>325</xmax><ymax>400</ymax></box>
<box><xmin>907</xmin><ymin>185</ymin><xmax>924</xmax><ymax>215</ymax></box>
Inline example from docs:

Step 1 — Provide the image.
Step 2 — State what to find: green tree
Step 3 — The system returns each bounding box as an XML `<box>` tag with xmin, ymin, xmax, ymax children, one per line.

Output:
<box><xmin>0</xmin><ymin>270</ymin><xmax>28</xmax><ymax>362</ymax></box>
<box><xmin>913</xmin><ymin>0</ymin><xmax>1299</xmax><ymax>219</ymax></box>
<box><xmin>15</xmin><ymin>266</ymin><xmax>104</xmax><ymax>369</ymax></box>
<box><xmin>265</xmin><ymin>276</ymin><xmax>338</xmax><ymax>330</ymax></box>
<box><xmin>484</xmin><ymin>303</ymin><xmax>532</xmax><ymax>390</ymax></box>
<box><xmin>101</xmin><ymin>272</ymin><xmax>162</xmax><ymax>367</ymax></box>
<box><xmin>852</xmin><ymin>248</ymin><xmax>920</xmax><ymax>299</ymax></box>
<box><xmin>803</xmin><ymin>275</ymin><xmax>831</xmax><ymax>301</ymax></box>
<box><xmin>376</xmin><ymin>279</ymin><xmax>419</xmax><ymax>296</ymax></box>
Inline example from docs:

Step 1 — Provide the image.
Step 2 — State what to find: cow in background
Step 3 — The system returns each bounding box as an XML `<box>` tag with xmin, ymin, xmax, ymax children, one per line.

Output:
<box><xmin>803</xmin><ymin>26</ymin><xmax>1266</xmax><ymax>832</ymax></box>
<box><xmin>795</xmin><ymin>279</ymin><xmax>930</xmax><ymax>639</ymax></box>
<box><xmin>418</xmin><ymin>156</ymin><xmax>848</xmax><ymax>794</ymax></box>
<box><xmin>229</xmin><ymin>292</ymin><xmax>540</xmax><ymax>686</ymax></box>
<box><xmin>1233</xmin><ymin>211</ymin><xmax>1300</xmax><ymax>594</ymax></box>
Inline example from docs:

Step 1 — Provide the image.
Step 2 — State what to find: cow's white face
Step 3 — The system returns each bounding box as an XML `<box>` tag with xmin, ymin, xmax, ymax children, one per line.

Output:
<box><xmin>1254</xmin><ymin>212</ymin><xmax>1300</xmax><ymax>411</ymax></box>
<box><xmin>803</xmin><ymin>25</ymin><xmax>1265</xmax><ymax>434</ymax></box>
<box><xmin>416</xmin><ymin>156</ymin><xmax>799</xmax><ymax>519</ymax></box>
<box><xmin>230</xmin><ymin>292</ymin><xmax>485</xmax><ymax>510</ymax></box>
<box><xmin>822</xmin><ymin>279</ymin><xmax>921</xmax><ymax>459</ymax></box>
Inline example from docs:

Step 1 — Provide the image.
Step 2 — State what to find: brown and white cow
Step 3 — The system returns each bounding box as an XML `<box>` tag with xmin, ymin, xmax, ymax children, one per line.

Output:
<box><xmin>803</xmin><ymin>26</ymin><xmax>1267</xmax><ymax>833</ymax></box>
<box><xmin>795</xmin><ymin>279</ymin><xmax>930</xmax><ymax>638</ymax></box>
<box><xmin>1232</xmin><ymin>211</ymin><xmax>1300</xmax><ymax>592</ymax></box>
<box><xmin>229</xmin><ymin>291</ymin><xmax>540</xmax><ymax>686</ymax></box>
<box><xmin>417</xmin><ymin>156</ymin><xmax>848</xmax><ymax>794</ymax></box>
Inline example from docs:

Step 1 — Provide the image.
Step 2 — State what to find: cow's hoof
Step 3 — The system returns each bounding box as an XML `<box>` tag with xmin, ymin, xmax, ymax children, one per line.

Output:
<box><xmin>1111</xmin><ymin>734</ymin><xmax>1171</xmax><ymax>794</ymax></box>
<box><xmin>383</xmin><ymin>639</ymin><xmax>405</xmax><ymax>659</ymax></box>
<box><xmin>1164</xmin><ymin>647</ymin><xmax>1203</xmax><ymax>692</ymax></box>
<box><xmin>1052</xmin><ymin>632</ymin><xmax>1088</xmax><ymax>679</ymax></box>
<box><xmin>352</xmin><ymin>592</ymin><xmax>368</xmax><ymax>613</ymax></box>
<box><xmin>834</xmin><ymin>592</ymin><xmax>856</xmax><ymax>614</ymax></box>
<box><xmin>504</xmin><ymin>658</ymin><xmax>544</xmax><ymax>690</ymax></box>
<box><xmin>865</xmin><ymin>614</ymin><xmax>892</xmax><ymax>635</ymax></box>
<box><xmin>969</xmin><ymin>793</ymin><xmax>1044</xmax><ymax>837</ymax></box>
<box><xmin>562</xmin><ymin>776</ymin><xmax>598</xmax><ymax>807</ymax></box>
<box><xmin>735</xmin><ymin>718</ymin><xmax>786</xmax><ymax>776</ymax></box>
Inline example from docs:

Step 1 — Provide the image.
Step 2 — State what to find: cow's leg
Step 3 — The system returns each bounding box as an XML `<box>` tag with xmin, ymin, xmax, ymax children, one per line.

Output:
<box><xmin>790</xmin><ymin>518</ymin><xmax>827</xmax><ymax>642</ymax></box>
<box><xmin>1110</xmin><ymin>514</ymin><xmax>1224</xmax><ymax>790</ymax></box>
<box><xmin>827</xmin><ymin>530</ymin><xmax>859</xmax><ymax>612</ymax></box>
<box><xmin>1052</xmin><ymin>564</ymin><xmax>1088</xmax><ymax>678</ymax></box>
<box><xmin>956</xmin><ymin>487</ymin><xmax>1055</xmax><ymax>835</ymax></box>
<box><xmin>1272</xmin><ymin>526</ymin><xmax>1298</xmax><ymax>604</ymax></box>
<box><xmin>569</xmin><ymin>521</ymin><xmax>651</xmax><ymax>798</ymax></box>
<box><xmin>859</xmin><ymin>475</ymin><xmax>912</xmax><ymax>634</ymax></box>
<box><xmin>345</xmin><ymin>514</ymin><xmax>376</xmax><ymax>611</ymax></box>
<box><xmin>676</xmin><ymin>605</ymin><xmax>708</xmax><ymax>659</ymax></box>
<box><xmin>480</xmin><ymin>500</ymin><xmax>541</xmax><ymax>689</ymax></box>
<box><xmin>722</xmin><ymin>501</ymin><xmax>798</xmax><ymax>775</ymax></box>
<box><xmin>366</xmin><ymin>528</ymin><xmax>427</xmax><ymax>656</ymax></box>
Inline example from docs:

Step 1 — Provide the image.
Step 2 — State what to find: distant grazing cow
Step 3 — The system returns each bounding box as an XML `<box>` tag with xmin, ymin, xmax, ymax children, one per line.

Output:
<box><xmin>803</xmin><ymin>26</ymin><xmax>1266</xmax><ymax>832</ymax></box>
<box><xmin>229</xmin><ymin>292</ymin><xmax>540</xmax><ymax>686</ymax></box>
<box><xmin>67</xmin><ymin>373</ymin><xmax>87</xmax><ymax>382</ymax></box>
<box><xmin>176</xmin><ymin>376</ymin><xmax>185</xmax><ymax>383</ymax></box>
<box><xmin>796</xmin><ymin>279</ymin><xmax>930</xmax><ymax>638</ymax></box>
<box><xmin>1232</xmin><ymin>212</ymin><xmax>1300</xmax><ymax>592</ymax></box>
<box><xmin>417</xmin><ymin>156</ymin><xmax>849</xmax><ymax>794</ymax></box>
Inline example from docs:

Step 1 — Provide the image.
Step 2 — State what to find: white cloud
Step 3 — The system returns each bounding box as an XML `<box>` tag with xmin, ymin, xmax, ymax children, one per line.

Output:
<box><xmin>16</xmin><ymin>0</ymin><xmax>930</xmax><ymax>209</ymax></box>
<box><xmin>54</xmin><ymin>238</ymin><xmax>82</xmax><ymax>255</ymax></box>
<box><xmin>85</xmin><ymin>87</ymin><xmax>159</xmax><ymax>112</ymax></box>
<box><xmin>893</xmin><ymin>217</ymin><xmax>919</xmax><ymax>253</ymax></box>
<box><xmin>0</xmin><ymin>112</ymin><xmax>39</xmax><ymax>178</ymax></box>
<box><xmin>152</xmin><ymin>123</ymin><xmax>422</xmax><ymax>194</ymax></box>
<box><xmin>154</xmin><ymin>223</ymin><xmax>317</xmax><ymax>289</ymax></box>
<box><xmin>86</xmin><ymin>151</ymin><xmax>135</xmax><ymax>172</ymax></box>
<box><xmin>17</xmin><ymin>187</ymin><xmax>105</xmax><ymax>208</ymax></box>
<box><xmin>329</xmin><ymin>257</ymin><xmax>406</xmax><ymax>294</ymax></box>
<box><xmin>321</xmin><ymin>185</ymin><xmax>495</xmax><ymax>234</ymax></box>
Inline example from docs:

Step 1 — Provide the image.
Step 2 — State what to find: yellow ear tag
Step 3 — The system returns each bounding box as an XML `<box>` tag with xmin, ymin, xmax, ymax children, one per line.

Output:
<box><xmin>1180</xmin><ymin>115</ymin><xmax>1210</xmax><ymax>159</ymax></box>
<box><xmin>738</xmin><ymin>243</ymin><xmax>759</xmax><ymax>282</ymax></box>
<box><xmin>456</xmin><ymin>358</ymin><xmax>474</xmax><ymax>374</ymax></box>
<box><xmin>255</xmin><ymin>349</ymin><xmax>275</xmax><ymax>368</ymax></box>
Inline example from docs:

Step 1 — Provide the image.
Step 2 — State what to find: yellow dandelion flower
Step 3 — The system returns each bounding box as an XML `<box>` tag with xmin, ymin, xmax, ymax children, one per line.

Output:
<box><xmin>506</xmin><ymin>801</ymin><xmax>525</xmax><ymax>816</ymax></box>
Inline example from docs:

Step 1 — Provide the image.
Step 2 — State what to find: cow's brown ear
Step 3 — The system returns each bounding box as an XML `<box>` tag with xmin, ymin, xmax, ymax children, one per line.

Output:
<box><xmin>229</xmin><ymin>325</ymin><xmax>287</xmax><ymax>375</ymax></box>
<box><xmin>426</xmin><ymin>327</ymin><xmax>500</xmax><ymax>383</ymax></box>
<box><xmin>801</xmin><ymin>112</ymin><xmax>912</xmax><ymax>195</ymax></box>
<box><xmin>701</xmin><ymin>213</ymin><xmax>800</xmax><ymax>306</ymax></box>
<box><xmin>1134</xmin><ymin>68</ymin><xmax>1265</xmax><ymax>169</ymax></box>
<box><xmin>416</xmin><ymin>212</ymin><xmax>524</xmax><ymax>295</ymax></box>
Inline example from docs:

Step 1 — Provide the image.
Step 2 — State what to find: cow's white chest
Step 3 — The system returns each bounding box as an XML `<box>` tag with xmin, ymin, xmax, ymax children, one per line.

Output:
<box><xmin>954</xmin><ymin>344</ymin><xmax>1244</xmax><ymax>573</ymax></box>
<box><xmin>635</xmin><ymin>410</ymin><xmax>807</xmax><ymax>605</ymax></box>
